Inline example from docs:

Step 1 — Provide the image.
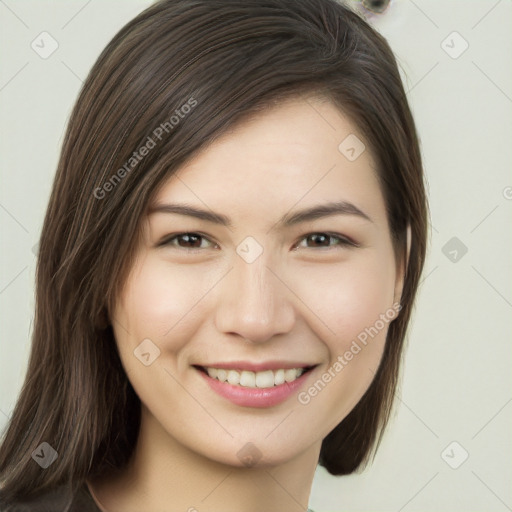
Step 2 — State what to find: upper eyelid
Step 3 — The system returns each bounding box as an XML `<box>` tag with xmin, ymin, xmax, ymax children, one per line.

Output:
<box><xmin>157</xmin><ymin>232</ymin><xmax>217</xmax><ymax>249</ymax></box>
<box><xmin>158</xmin><ymin>231</ymin><xmax>358</xmax><ymax>248</ymax></box>
<box><xmin>296</xmin><ymin>233</ymin><xmax>358</xmax><ymax>246</ymax></box>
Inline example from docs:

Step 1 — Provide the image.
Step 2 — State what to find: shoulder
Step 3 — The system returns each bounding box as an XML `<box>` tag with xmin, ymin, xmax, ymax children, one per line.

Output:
<box><xmin>0</xmin><ymin>482</ymin><xmax>100</xmax><ymax>512</ymax></box>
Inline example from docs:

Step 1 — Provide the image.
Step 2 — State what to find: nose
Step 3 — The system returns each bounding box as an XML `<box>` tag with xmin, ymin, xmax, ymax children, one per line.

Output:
<box><xmin>214</xmin><ymin>253</ymin><xmax>296</xmax><ymax>344</ymax></box>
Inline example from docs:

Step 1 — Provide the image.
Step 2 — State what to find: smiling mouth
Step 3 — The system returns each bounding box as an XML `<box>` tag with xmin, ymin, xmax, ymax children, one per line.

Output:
<box><xmin>194</xmin><ymin>365</ymin><xmax>316</xmax><ymax>389</ymax></box>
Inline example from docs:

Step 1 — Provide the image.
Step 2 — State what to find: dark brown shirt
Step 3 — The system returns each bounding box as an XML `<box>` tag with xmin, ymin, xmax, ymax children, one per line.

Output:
<box><xmin>0</xmin><ymin>482</ymin><xmax>102</xmax><ymax>512</ymax></box>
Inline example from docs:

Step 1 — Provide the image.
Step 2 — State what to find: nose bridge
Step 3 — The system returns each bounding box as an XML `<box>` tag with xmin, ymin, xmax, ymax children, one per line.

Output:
<box><xmin>214</xmin><ymin>250</ymin><xmax>295</xmax><ymax>343</ymax></box>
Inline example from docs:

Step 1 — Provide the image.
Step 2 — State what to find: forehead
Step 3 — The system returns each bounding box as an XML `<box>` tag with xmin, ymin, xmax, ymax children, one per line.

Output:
<box><xmin>151</xmin><ymin>96</ymin><xmax>386</xmax><ymax>229</ymax></box>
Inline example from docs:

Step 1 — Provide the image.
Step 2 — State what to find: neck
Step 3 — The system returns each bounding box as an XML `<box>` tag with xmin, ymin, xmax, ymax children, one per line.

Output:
<box><xmin>89</xmin><ymin>403</ymin><xmax>320</xmax><ymax>512</ymax></box>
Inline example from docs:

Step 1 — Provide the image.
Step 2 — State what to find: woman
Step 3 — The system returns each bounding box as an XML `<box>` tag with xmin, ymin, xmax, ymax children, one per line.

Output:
<box><xmin>0</xmin><ymin>0</ymin><xmax>428</xmax><ymax>510</ymax></box>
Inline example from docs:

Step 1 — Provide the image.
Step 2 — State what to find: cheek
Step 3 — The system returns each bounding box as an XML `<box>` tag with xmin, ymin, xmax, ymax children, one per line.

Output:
<box><xmin>292</xmin><ymin>254</ymin><xmax>396</xmax><ymax>430</ymax></box>
<box><xmin>115</xmin><ymin>256</ymin><xmax>212</xmax><ymax>350</ymax></box>
<box><xmin>111</xmin><ymin>258</ymin><xmax>212</xmax><ymax>407</ymax></box>
<box><xmin>293</xmin><ymin>251</ymin><xmax>395</xmax><ymax>349</ymax></box>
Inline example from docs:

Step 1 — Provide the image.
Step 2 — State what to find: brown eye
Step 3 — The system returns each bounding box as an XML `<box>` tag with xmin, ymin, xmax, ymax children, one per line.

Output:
<box><xmin>295</xmin><ymin>232</ymin><xmax>357</xmax><ymax>250</ymax></box>
<box><xmin>306</xmin><ymin>233</ymin><xmax>331</xmax><ymax>247</ymax></box>
<box><xmin>160</xmin><ymin>232</ymin><xmax>216</xmax><ymax>250</ymax></box>
<box><xmin>176</xmin><ymin>233</ymin><xmax>203</xmax><ymax>248</ymax></box>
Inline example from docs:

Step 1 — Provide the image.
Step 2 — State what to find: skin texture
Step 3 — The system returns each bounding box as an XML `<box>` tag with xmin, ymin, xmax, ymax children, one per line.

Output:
<box><xmin>88</xmin><ymin>96</ymin><xmax>405</xmax><ymax>512</ymax></box>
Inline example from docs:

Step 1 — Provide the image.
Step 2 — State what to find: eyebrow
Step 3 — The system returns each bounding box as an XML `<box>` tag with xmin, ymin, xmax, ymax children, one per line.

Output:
<box><xmin>147</xmin><ymin>200</ymin><xmax>373</xmax><ymax>228</ymax></box>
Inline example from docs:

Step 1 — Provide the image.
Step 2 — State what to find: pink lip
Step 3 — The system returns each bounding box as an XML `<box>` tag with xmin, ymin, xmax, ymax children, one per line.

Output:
<box><xmin>195</xmin><ymin>366</ymin><xmax>314</xmax><ymax>408</ymax></box>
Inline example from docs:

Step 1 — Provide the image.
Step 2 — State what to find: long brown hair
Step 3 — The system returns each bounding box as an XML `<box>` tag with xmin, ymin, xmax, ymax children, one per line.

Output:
<box><xmin>0</xmin><ymin>0</ymin><xmax>428</xmax><ymax>501</ymax></box>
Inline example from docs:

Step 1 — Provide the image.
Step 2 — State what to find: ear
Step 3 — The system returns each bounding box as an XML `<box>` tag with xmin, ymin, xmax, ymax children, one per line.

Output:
<box><xmin>393</xmin><ymin>224</ymin><xmax>411</xmax><ymax>305</ymax></box>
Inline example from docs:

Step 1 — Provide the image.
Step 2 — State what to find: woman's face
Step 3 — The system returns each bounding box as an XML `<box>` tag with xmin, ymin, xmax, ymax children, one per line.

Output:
<box><xmin>112</xmin><ymin>96</ymin><xmax>405</xmax><ymax>468</ymax></box>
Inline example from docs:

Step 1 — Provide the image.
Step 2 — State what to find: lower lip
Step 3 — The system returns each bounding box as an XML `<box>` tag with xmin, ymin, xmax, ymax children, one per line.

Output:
<box><xmin>196</xmin><ymin>367</ymin><xmax>313</xmax><ymax>408</ymax></box>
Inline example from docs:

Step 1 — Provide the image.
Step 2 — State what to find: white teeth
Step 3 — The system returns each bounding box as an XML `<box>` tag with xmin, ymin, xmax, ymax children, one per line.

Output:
<box><xmin>206</xmin><ymin>368</ymin><xmax>218</xmax><ymax>378</ymax></box>
<box><xmin>203</xmin><ymin>366</ymin><xmax>307</xmax><ymax>388</ymax></box>
<box><xmin>240</xmin><ymin>370</ymin><xmax>255</xmax><ymax>387</ymax></box>
<box><xmin>255</xmin><ymin>370</ymin><xmax>274</xmax><ymax>389</ymax></box>
<box><xmin>284</xmin><ymin>368</ymin><xmax>298</xmax><ymax>383</ymax></box>
<box><xmin>274</xmin><ymin>369</ymin><xmax>285</xmax><ymax>386</ymax></box>
<box><xmin>227</xmin><ymin>370</ymin><xmax>240</xmax><ymax>385</ymax></box>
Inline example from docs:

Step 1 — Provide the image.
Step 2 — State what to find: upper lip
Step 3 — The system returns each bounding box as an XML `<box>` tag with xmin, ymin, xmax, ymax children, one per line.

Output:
<box><xmin>195</xmin><ymin>361</ymin><xmax>317</xmax><ymax>372</ymax></box>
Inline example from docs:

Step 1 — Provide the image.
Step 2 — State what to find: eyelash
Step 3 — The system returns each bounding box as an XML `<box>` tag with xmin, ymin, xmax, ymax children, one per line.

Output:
<box><xmin>158</xmin><ymin>232</ymin><xmax>359</xmax><ymax>252</ymax></box>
